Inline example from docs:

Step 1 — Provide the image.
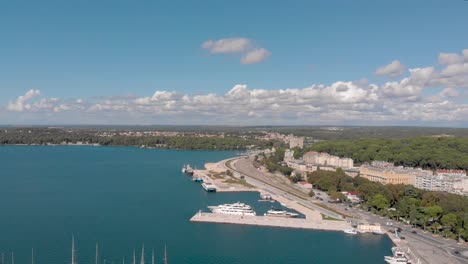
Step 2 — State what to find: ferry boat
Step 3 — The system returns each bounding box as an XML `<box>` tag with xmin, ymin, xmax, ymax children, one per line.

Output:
<box><xmin>264</xmin><ymin>208</ymin><xmax>299</xmax><ymax>218</ymax></box>
<box><xmin>343</xmin><ymin>228</ymin><xmax>358</xmax><ymax>235</ymax></box>
<box><xmin>201</xmin><ymin>182</ymin><xmax>216</xmax><ymax>192</ymax></box>
<box><xmin>182</xmin><ymin>164</ymin><xmax>194</xmax><ymax>175</ymax></box>
<box><xmin>384</xmin><ymin>247</ymin><xmax>411</xmax><ymax>264</ymax></box>
<box><xmin>208</xmin><ymin>202</ymin><xmax>256</xmax><ymax>216</ymax></box>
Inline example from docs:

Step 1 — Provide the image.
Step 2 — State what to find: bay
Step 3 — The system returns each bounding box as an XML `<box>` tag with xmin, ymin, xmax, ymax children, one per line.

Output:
<box><xmin>0</xmin><ymin>146</ymin><xmax>392</xmax><ymax>263</ymax></box>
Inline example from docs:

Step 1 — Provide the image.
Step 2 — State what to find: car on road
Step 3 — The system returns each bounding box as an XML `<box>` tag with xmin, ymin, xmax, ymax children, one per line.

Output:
<box><xmin>411</xmin><ymin>230</ymin><xmax>417</xmax><ymax>234</ymax></box>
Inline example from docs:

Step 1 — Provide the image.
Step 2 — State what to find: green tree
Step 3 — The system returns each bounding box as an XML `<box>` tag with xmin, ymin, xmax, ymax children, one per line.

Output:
<box><xmin>441</xmin><ymin>213</ymin><xmax>458</xmax><ymax>237</ymax></box>
<box><xmin>371</xmin><ymin>194</ymin><xmax>389</xmax><ymax>212</ymax></box>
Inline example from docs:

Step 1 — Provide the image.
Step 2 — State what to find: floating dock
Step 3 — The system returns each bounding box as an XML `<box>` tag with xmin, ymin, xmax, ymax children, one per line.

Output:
<box><xmin>190</xmin><ymin>212</ymin><xmax>350</xmax><ymax>231</ymax></box>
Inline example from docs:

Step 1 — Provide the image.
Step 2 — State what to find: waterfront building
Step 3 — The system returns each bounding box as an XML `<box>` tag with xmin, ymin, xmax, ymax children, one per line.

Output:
<box><xmin>341</xmin><ymin>191</ymin><xmax>362</xmax><ymax>203</ymax></box>
<box><xmin>303</xmin><ymin>151</ymin><xmax>354</xmax><ymax>169</ymax></box>
<box><xmin>415</xmin><ymin>169</ymin><xmax>468</xmax><ymax>194</ymax></box>
<box><xmin>359</xmin><ymin>161</ymin><xmax>431</xmax><ymax>185</ymax></box>
<box><xmin>284</xmin><ymin>149</ymin><xmax>295</xmax><ymax>162</ymax></box>
<box><xmin>357</xmin><ymin>223</ymin><xmax>383</xmax><ymax>233</ymax></box>
<box><xmin>289</xmin><ymin>134</ymin><xmax>304</xmax><ymax>149</ymax></box>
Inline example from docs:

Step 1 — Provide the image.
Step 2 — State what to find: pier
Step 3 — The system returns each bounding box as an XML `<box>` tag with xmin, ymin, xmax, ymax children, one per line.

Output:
<box><xmin>190</xmin><ymin>212</ymin><xmax>350</xmax><ymax>231</ymax></box>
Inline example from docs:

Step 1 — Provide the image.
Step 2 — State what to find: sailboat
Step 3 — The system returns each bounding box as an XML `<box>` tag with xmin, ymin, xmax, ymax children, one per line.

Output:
<box><xmin>140</xmin><ymin>245</ymin><xmax>145</xmax><ymax>264</ymax></box>
<box><xmin>71</xmin><ymin>236</ymin><xmax>76</xmax><ymax>264</ymax></box>
<box><xmin>95</xmin><ymin>243</ymin><xmax>99</xmax><ymax>264</ymax></box>
<box><xmin>163</xmin><ymin>245</ymin><xmax>168</xmax><ymax>264</ymax></box>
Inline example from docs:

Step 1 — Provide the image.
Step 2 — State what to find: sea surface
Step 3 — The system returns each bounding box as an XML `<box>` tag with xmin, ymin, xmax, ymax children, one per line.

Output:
<box><xmin>0</xmin><ymin>146</ymin><xmax>393</xmax><ymax>264</ymax></box>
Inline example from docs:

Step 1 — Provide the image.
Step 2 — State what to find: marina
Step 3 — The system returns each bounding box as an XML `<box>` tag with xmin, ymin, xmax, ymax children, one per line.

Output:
<box><xmin>0</xmin><ymin>146</ymin><xmax>394</xmax><ymax>264</ymax></box>
<box><xmin>190</xmin><ymin>211</ymin><xmax>350</xmax><ymax>231</ymax></box>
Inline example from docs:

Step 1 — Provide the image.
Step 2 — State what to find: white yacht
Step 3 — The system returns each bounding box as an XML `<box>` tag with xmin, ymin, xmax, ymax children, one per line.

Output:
<box><xmin>373</xmin><ymin>229</ymin><xmax>386</xmax><ymax>235</ymax></box>
<box><xmin>343</xmin><ymin>228</ymin><xmax>358</xmax><ymax>235</ymax></box>
<box><xmin>264</xmin><ymin>208</ymin><xmax>299</xmax><ymax>218</ymax></box>
<box><xmin>208</xmin><ymin>202</ymin><xmax>256</xmax><ymax>216</ymax></box>
<box><xmin>384</xmin><ymin>247</ymin><xmax>411</xmax><ymax>264</ymax></box>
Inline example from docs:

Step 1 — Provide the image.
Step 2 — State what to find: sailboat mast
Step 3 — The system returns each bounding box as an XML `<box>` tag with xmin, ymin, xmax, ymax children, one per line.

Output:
<box><xmin>151</xmin><ymin>249</ymin><xmax>154</xmax><ymax>264</ymax></box>
<box><xmin>31</xmin><ymin>248</ymin><xmax>34</xmax><ymax>264</ymax></box>
<box><xmin>163</xmin><ymin>246</ymin><xmax>167</xmax><ymax>264</ymax></box>
<box><xmin>95</xmin><ymin>243</ymin><xmax>99</xmax><ymax>264</ymax></box>
<box><xmin>71</xmin><ymin>236</ymin><xmax>76</xmax><ymax>264</ymax></box>
<box><xmin>140</xmin><ymin>245</ymin><xmax>144</xmax><ymax>264</ymax></box>
<box><xmin>1</xmin><ymin>252</ymin><xmax>4</xmax><ymax>264</ymax></box>
<box><xmin>11</xmin><ymin>252</ymin><xmax>14</xmax><ymax>264</ymax></box>
<box><xmin>132</xmin><ymin>249</ymin><xmax>136</xmax><ymax>264</ymax></box>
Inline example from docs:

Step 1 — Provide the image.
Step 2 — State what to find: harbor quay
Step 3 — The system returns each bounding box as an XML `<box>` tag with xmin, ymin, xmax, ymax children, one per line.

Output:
<box><xmin>190</xmin><ymin>212</ymin><xmax>350</xmax><ymax>231</ymax></box>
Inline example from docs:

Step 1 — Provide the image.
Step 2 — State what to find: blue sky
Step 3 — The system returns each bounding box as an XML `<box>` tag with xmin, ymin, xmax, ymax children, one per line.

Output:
<box><xmin>0</xmin><ymin>0</ymin><xmax>467</xmax><ymax>125</ymax></box>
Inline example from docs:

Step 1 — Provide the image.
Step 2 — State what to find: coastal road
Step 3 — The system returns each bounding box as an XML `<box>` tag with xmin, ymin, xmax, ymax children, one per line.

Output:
<box><xmin>336</xmin><ymin>203</ymin><xmax>468</xmax><ymax>264</ymax></box>
<box><xmin>222</xmin><ymin>156</ymin><xmax>468</xmax><ymax>264</ymax></box>
<box><xmin>221</xmin><ymin>156</ymin><xmax>345</xmax><ymax>220</ymax></box>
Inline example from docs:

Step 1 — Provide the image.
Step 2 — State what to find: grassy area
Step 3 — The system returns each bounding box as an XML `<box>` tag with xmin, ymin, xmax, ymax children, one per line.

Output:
<box><xmin>223</xmin><ymin>178</ymin><xmax>256</xmax><ymax>188</ymax></box>
<box><xmin>209</xmin><ymin>171</ymin><xmax>225</xmax><ymax>179</ymax></box>
<box><xmin>313</xmin><ymin>202</ymin><xmax>354</xmax><ymax>218</ymax></box>
<box><xmin>321</xmin><ymin>214</ymin><xmax>342</xmax><ymax>221</ymax></box>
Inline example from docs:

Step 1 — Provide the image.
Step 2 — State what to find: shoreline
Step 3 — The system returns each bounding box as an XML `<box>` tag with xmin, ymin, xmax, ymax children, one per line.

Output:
<box><xmin>189</xmin><ymin>157</ymin><xmax>353</xmax><ymax>232</ymax></box>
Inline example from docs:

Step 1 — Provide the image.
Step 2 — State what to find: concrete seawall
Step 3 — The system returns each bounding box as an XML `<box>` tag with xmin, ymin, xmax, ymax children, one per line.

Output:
<box><xmin>190</xmin><ymin>212</ymin><xmax>350</xmax><ymax>231</ymax></box>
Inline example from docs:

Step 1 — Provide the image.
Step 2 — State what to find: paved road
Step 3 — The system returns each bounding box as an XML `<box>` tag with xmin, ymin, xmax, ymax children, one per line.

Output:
<box><xmin>222</xmin><ymin>156</ymin><xmax>468</xmax><ymax>264</ymax></box>
<box><xmin>221</xmin><ymin>157</ymin><xmax>348</xmax><ymax>220</ymax></box>
<box><xmin>319</xmin><ymin>192</ymin><xmax>468</xmax><ymax>264</ymax></box>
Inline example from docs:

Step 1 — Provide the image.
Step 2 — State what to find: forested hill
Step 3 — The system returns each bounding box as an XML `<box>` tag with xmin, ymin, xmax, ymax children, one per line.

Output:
<box><xmin>309</xmin><ymin>137</ymin><xmax>468</xmax><ymax>170</ymax></box>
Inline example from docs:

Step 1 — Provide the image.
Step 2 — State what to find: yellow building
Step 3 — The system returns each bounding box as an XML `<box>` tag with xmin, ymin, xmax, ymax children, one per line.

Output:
<box><xmin>359</xmin><ymin>166</ymin><xmax>419</xmax><ymax>185</ymax></box>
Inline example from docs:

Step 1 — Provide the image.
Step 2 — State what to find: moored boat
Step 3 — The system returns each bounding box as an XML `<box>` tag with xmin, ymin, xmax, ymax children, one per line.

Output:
<box><xmin>373</xmin><ymin>229</ymin><xmax>386</xmax><ymax>235</ymax></box>
<box><xmin>264</xmin><ymin>208</ymin><xmax>299</xmax><ymax>218</ymax></box>
<box><xmin>384</xmin><ymin>247</ymin><xmax>411</xmax><ymax>264</ymax></box>
<box><xmin>208</xmin><ymin>202</ymin><xmax>256</xmax><ymax>216</ymax></box>
<box><xmin>182</xmin><ymin>164</ymin><xmax>194</xmax><ymax>175</ymax></box>
<box><xmin>201</xmin><ymin>182</ymin><xmax>216</xmax><ymax>192</ymax></box>
<box><xmin>343</xmin><ymin>228</ymin><xmax>358</xmax><ymax>235</ymax></box>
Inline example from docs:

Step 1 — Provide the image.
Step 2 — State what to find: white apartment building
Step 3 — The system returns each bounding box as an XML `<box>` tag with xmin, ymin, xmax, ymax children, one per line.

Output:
<box><xmin>415</xmin><ymin>169</ymin><xmax>468</xmax><ymax>194</ymax></box>
<box><xmin>289</xmin><ymin>134</ymin><xmax>304</xmax><ymax>149</ymax></box>
<box><xmin>303</xmin><ymin>151</ymin><xmax>354</xmax><ymax>168</ymax></box>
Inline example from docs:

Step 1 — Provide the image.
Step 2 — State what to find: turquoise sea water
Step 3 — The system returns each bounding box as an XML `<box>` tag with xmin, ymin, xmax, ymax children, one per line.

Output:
<box><xmin>0</xmin><ymin>146</ymin><xmax>392</xmax><ymax>263</ymax></box>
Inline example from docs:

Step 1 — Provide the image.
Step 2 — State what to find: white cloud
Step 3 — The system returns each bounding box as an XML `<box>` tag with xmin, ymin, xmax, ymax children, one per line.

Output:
<box><xmin>375</xmin><ymin>60</ymin><xmax>406</xmax><ymax>77</ymax></box>
<box><xmin>7</xmin><ymin>89</ymin><xmax>41</xmax><ymax>112</ymax></box>
<box><xmin>202</xmin><ymin>37</ymin><xmax>270</xmax><ymax>64</ymax></box>
<box><xmin>440</xmin><ymin>88</ymin><xmax>459</xmax><ymax>98</ymax></box>
<box><xmin>202</xmin><ymin>38</ymin><xmax>251</xmax><ymax>54</ymax></box>
<box><xmin>439</xmin><ymin>53</ymin><xmax>464</xmax><ymax>65</ymax></box>
<box><xmin>3</xmin><ymin>48</ymin><xmax>468</xmax><ymax>125</ymax></box>
<box><xmin>241</xmin><ymin>48</ymin><xmax>270</xmax><ymax>64</ymax></box>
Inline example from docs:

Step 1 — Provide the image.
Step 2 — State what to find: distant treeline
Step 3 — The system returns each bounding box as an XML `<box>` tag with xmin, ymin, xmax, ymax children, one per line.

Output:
<box><xmin>308</xmin><ymin>169</ymin><xmax>468</xmax><ymax>240</ymax></box>
<box><xmin>0</xmin><ymin>128</ymin><xmax>274</xmax><ymax>150</ymax></box>
<box><xmin>269</xmin><ymin>126</ymin><xmax>468</xmax><ymax>140</ymax></box>
<box><xmin>306</xmin><ymin>137</ymin><xmax>468</xmax><ymax>170</ymax></box>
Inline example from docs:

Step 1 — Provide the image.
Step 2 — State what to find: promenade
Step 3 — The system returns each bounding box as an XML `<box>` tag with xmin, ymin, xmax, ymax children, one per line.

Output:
<box><xmin>190</xmin><ymin>212</ymin><xmax>350</xmax><ymax>231</ymax></box>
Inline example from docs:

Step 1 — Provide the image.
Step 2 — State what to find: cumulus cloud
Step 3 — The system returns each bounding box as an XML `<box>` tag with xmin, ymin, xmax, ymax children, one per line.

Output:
<box><xmin>375</xmin><ymin>60</ymin><xmax>406</xmax><ymax>78</ymax></box>
<box><xmin>202</xmin><ymin>37</ymin><xmax>270</xmax><ymax>64</ymax></box>
<box><xmin>3</xmin><ymin>47</ymin><xmax>468</xmax><ymax>125</ymax></box>
<box><xmin>439</xmin><ymin>53</ymin><xmax>464</xmax><ymax>65</ymax></box>
<box><xmin>202</xmin><ymin>38</ymin><xmax>251</xmax><ymax>54</ymax></box>
<box><xmin>241</xmin><ymin>48</ymin><xmax>271</xmax><ymax>64</ymax></box>
<box><xmin>7</xmin><ymin>89</ymin><xmax>41</xmax><ymax>112</ymax></box>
